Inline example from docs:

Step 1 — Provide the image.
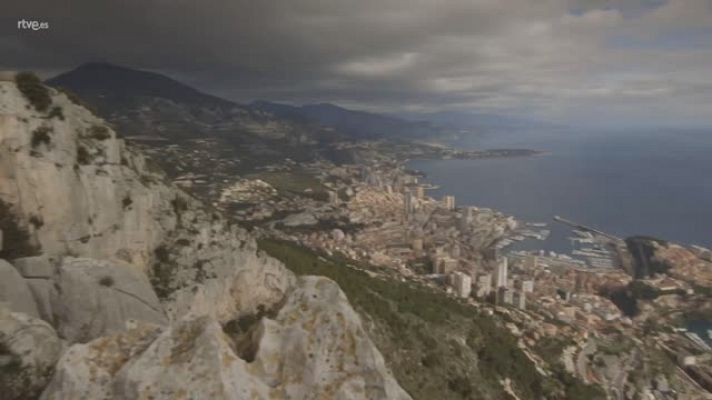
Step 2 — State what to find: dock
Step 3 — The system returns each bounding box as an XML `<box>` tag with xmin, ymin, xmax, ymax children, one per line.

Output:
<box><xmin>553</xmin><ymin>216</ymin><xmax>623</xmax><ymax>242</ymax></box>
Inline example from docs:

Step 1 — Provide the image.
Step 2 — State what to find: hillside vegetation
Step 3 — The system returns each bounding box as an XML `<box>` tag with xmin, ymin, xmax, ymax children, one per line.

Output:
<box><xmin>259</xmin><ymin>239</ymin><xmax>605</xmax><ymax>400</ymax></box>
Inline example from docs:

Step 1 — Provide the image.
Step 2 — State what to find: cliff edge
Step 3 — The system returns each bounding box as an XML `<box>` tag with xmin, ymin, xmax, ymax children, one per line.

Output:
<box><xmin>0</xmin><ymin>73</ymin><xmax>410</xmax><ymax>399</ymax></box>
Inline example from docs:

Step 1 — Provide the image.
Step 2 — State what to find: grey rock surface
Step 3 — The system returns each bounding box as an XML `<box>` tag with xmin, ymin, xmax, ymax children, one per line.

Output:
<box><xmin>0</xmin><ymin>307</ymin><xmax>62</xmax><ymax>400</ymax></box>
<box><xmin>41</xmin><ymin>277</ymin><xmax>412</xmax><ymax>400</ymax></box>
<box><xmin>114</xmin><ymin>316</ymin><xmax>273</xmax><ymax>400</ymax></box>
<box><xmin>0</xmin><ymin>259</ymin><xmax>40</xmax><ymax>318</ymax></box>
<box><xmin>253</xmin><ymin>276</ymin><xmax>412</xmax><ymax>400</ymax></box>
<box><xmin>282</xmin><ymin>212</ymin><xmax>318</xmax><ymax>227</ymax></box>
<box><xmin>12</xmin><ymin>255</ymin><xmax>54</xmax><ymax>278</ymax></box>
<box><xmin>52</xmin><ymin>257</ymin><xmax>167</xmax><ymax>342</ymax></box>
<box><xmin>25</xmin><ymin>278</ymin><xmax>57</xmax><ymax>325</ymax></box>
<box><xmin>41</xmin><ymin>321</ymin><xmax>162</xmax><ymax>400</ymax></box>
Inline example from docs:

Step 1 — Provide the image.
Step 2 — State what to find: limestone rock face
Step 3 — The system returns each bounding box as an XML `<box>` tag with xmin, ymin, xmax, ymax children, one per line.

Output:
<box><xmin>41</xmin><ymin>321</ymin><xmax>162</xmax><ymax>400</ymax></box>
<box><xmin>253</xmin><ymin>276</ymin><xmax>411</xmax><ymax>400</ymax></box>
<box><xmin>52</xmin><ymin>257</ymin><xmax>167</xmax><ymax>343</ymax></box>
<box><xmin>114</xmin><ymin>316</ymin><xmax>272</xmax><ymax>400</ymax></box>
<box><xmin>43</xmin><ymin>316</ymin><xmax>266</xmax><ymax>400</ymax></box>
<box><xmin>0</xmin><ymin>259</ymin><xmax>40</xmax><ymax>317</ymax></box>
<box><xmin>11</xmin><ymin>255</ymin><xmax>57</xmax><ymax>323</ymax></box>
<box><xmin>0</xmin><ymin>80</ymin><xmax>175</xmax><ymax>271</ymax></box>
<box><xmin>1</xmin><ymin>78</ymin><xmax>409</xmax><ymax>399</ymax></box>
<box><xmin>11</xmin><ymin>255</ymin><xmax>54</xmax><ymax>278</ymax></box>
<box><xmin>0</xmin><ymin>308</ymin><xmax>62</xmax><ymax>400</ymax></box>
<box><xmin>41</xmin><ymin>278</ymin><xmax>411</xmax><ymax>400</ymax></box>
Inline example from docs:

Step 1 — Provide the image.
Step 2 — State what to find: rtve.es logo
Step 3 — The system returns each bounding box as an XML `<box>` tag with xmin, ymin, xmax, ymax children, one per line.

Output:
<box><xmin>17</xmin><ymin>19</ymin><xmax>50</xmax><ymax>31</ymax></box>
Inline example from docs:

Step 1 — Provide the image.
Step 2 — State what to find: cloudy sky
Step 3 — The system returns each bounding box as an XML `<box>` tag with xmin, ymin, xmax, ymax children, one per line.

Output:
<box><xmin>3</xmin><ymin>0</ymin><xmax>712</xmax><ymax>127</ymax></box>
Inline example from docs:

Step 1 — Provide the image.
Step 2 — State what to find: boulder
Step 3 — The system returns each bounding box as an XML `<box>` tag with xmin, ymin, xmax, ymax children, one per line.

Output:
<box><xmin>113</xmin><ymin>316</ymin><xmax>272</xmax><ymax>399</ymax></box>
<box><xmin>0</xmin><ymin>259</ymin><xmax>40</xmax><ymax>318</ymax></box>
<box><xmin>252</xmin><ymin>276</ymin><xmax>411</xmax><ymax>400</ymax></box>
<box><xmin>282</xmin><ymin>212</ymin><xmax>318</xmax><ymax>227</ymax></box>
<box><xmin>41</xmin><ymin>278</ymin><xmax>412</xmax><ymax>400</ymax></box>
<box><xmin>25</xmin><ymin>279</ymin><xmax>57</xmax><ymax>325</ymax></box>
<box><xmin>11</xmin><ymin>255</ymin><xmax>54</xmax><ymax>278</ymax></box>
<box><xmin>331</xmin><ymin>228</ymin><xmax>345</xmax><ymax>241</ymax></box>
<box><xmin>166</xmin><ymin>251</ymin><xmax>295</xmax><ymax>324</ymax></box>
<box><xmin>40</xmin><ymin>321</ymin><xmax>162</xmax><ymax>400</ymax></box>
<box><xmin>11</xmin><ymin>255</ymin><xmax>57</xmax><ymax>324</ymax></box>
<box><xmin>52</xmin><ymin>257</ymin><xmax>167</xmax><ymax>343</ymax></box>
<box><xmin>0</xmin><ymin>307</ymin><xmax>62</xmax><ymax>400</ymax></box>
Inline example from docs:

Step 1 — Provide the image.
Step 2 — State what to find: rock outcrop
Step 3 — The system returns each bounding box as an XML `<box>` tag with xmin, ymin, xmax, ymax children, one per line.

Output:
<box><xmin>0</xmin><ymin>75</ymin><xmax>409</xmax><ymax>398</ymax></box>
<box><xmin>252</xmin><ymin>276</ymin><xmax>411</xmax><ymax>400</ymax></box>
<box><xmin>52</xmin><ymin>257</ymin><xmax>167</xmax><ymax>343</ymax></box>
<box><xmin>0</xmin><ymin>259</ymin><xmax>40</xmax><ymax>318</ymax></box>
<box><xmin>0</xmin><ymin>307</ymin><xmax>62</xmax><ymax>400</ymax></box>
<box><xmin>12</xmin><ymin>255</ymin><xmax>56</xmax><ymax>323</ymax></box>
<box><xmin>43</xmin><ymin>278</ymin><xmax>410</xmax><ymax>400</ymax></box>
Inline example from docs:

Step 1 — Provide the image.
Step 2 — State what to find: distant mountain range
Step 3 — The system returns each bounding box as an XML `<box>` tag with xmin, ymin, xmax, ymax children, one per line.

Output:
<box><xmin>396</xmin><ymin>111</ymin><xmax>560</xmax><ymax>132</ymax></box>
<box><xmin>46</xmin><ymin>62</ymin><xmax>550</xmax><ymax>142</ymax></box>
<box><xmin>47</xmin><ymin>62</ymin><xmax>233</xmax><ymax>109</ymax></box>
<box><xmin>251</xmin><ymin>101</ymin><xmax>440</xmax><ymax>139</ymax></box>
<box><xmin>47</xmin><ymin>63</ymin><xmax>284</xmax><ymax>140</ymax></box>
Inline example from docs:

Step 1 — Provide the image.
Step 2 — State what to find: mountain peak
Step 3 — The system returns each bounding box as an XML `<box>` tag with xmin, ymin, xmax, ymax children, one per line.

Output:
<box><xmin>47</xmin><ymin>62</ymin><xmax>233</xmax><ymax>108</ymax></box>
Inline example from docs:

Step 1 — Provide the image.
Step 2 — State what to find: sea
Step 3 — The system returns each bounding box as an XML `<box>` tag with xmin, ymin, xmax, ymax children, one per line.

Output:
<box><xmin>688</xmin><ymin>320</ymin><xmax>712</xmax><ymax>347</ymax></box>
<box><xmin>409</xmin><ymin>127</ymin><xmax>712</xmax><ymax>254</ymax></box>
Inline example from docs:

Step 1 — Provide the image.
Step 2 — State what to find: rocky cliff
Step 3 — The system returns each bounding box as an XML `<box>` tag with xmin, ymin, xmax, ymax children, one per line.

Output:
<box><xmin>0</xmin><ymin>73</ymin><xmax>410</xmax><ymax>399</ymax></box>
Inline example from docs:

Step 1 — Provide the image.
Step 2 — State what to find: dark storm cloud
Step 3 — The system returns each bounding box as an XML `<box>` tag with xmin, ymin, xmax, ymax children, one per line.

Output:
<box><xmin>3</xmin><ymin>0</ymin><xmax>712</xmax><ymax>125</ymax></box>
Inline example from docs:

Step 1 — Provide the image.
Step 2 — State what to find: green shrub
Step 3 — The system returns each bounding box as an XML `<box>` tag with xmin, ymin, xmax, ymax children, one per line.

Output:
<box><xmin>150</xmin><ymin>245</ymin><xmax>173</xmax><ymax>299</ymax></box>
<box><xmin>47</xmin><ymin>106</ymin><xmax>64</xmax><ymax>120</ymax></box>
<box><xmin>98</xmin><ymin>276</ymin><xmax>115</xmax><ymax>287</ymax></box>
<box><xmin>122</xmin><ymin>194</ymin><xmax>133</xmax><ymax>209</ymax></box>
<box><xmin>76</xmin><ymin>145</ymin><xmax>91</xmax><ymax>165</ymax></box>
<box><xmin>28</xmin><ymin>215</ymin><xmax>44</xmax><ymax>229</ymax></box>
<box><xmin>15</xmin><ymin>72</ymin><xmax>51</xmax><ymax>112</ymax></box>
<box><xmin>88</xmin><ymin>125</ymin><xmax>111</xmax><ymax>140</ymax></box>
<box><xmin>31</xmin><ymin>126</ymin><xmax>52</xmax><ymax>148</ymax></box>
<box><xmin>171</xmin><ymin>197</ymin><xmax>189</xmax><ymax>214</ymax></box>
<box><xmin>0</xmin><ymin>200</ymin><xmax>40</xmax><ymax>259</ymax></box>
<box><xmin>55</xmin><ymin>86</ymin><xmax>98</xmax><ymax>114</ymax></box>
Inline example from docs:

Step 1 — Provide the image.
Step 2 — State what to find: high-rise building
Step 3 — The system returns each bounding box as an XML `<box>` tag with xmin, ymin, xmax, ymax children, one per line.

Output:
<box><xmin>513</xmin><ymin>290</ymin><xmax>526</xmax><ymax>310</ymax></box>
<box><xmin>495</xmin><ymin>257</ymin><xmax>508</xmax><ymax>288</ymax></box>
<box><xmin>327</xmin><ymin>190</ymin><xmax>339</xmax><ymax>204</ymax></box>
<box><xmin>476</xmin><ymin>274</ymin><xmax>492</xmax><ymax>298</ymax></box>
<box><xmin>522</xmin><ymin>280</ymin><xmax>534</xmax><ymax>293</ymax></box>
<box><xmin>524</xmin><ymin>254</ymin><xmax>538</xmax><ymax>269</ymax></box>
<box><xmin>443</xmin><ymin>195</ymin><xmax>455</xmax><ymax>210</ymax></box>
<box><xmin>411</xmin><ymin>238</ymin><xmax>423</xmax><ymax>255</ymax></box>
<box><xmin>404</xmin><ymin>192</ymin><xmax>415</xmax><ymax>218</ymax></box>
<box><xmin>452</xmin><ymin>271</ymin><xmax>472</xmax><ymax>298</ymax></box>
<box><xmin>413</xmin><ymin>185</ymin><xmax>425</xmax><ymax>199</ymax></box>
<box><xmin>465</xmin><ymin>207</ymin><xmax>475</xmax><ymax>221</ymax></box>
<box><xmin>437</xmin><ymin>257</ymin><xmax>458</xmax><ymax>275</ymax></box>
<box><xmin>449</xmin><ymin>243</ymin><xmax>461</xmax><ymax>258</ymax></box>
<box><xmin>496</xmin><ymin>286</ymin><xmax>512</xmax><ymax>305</ymax></box>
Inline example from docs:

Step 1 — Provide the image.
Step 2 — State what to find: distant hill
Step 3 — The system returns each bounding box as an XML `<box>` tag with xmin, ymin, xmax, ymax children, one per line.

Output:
<box><xmin>397</xmin><ymin>111</ymin><xmax>560</xmax><ymax>132</ymax></box>
<box><xmin>252</xmin><ymin>101</ymin><xmax>440</xmax><ymax>139</ymax></box>
<box><xmin>47</xmin><ymin>63</ymin><xmax>556</xmax><ymax>142</ymax></box>
<box><xmin>47</xmin><ymin>62</ymin><xmax>234</xmax><ymax>109</ymax></box>
<box><xmin>47</xmin><ymin>63</ymin><xmax>435</xmax><ymax>142</ymax></box>
<box><xmin>46</xmin><ymin>63</ymin><xmax>302</xmax><ymax>140</ymax></box>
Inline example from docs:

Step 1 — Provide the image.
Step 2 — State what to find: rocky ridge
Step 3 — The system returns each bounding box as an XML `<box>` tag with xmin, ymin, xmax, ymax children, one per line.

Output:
<box><xmin>0</xmin><ymin>74</ymin><xmax>410</xmax><ymax>399</ymax></box>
